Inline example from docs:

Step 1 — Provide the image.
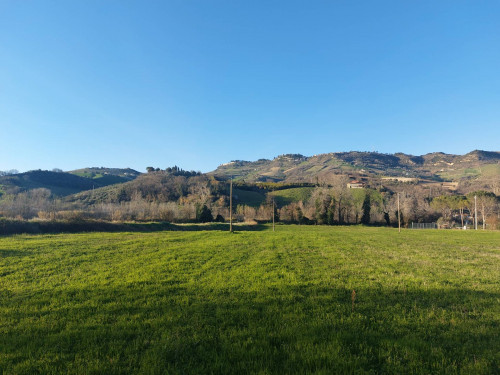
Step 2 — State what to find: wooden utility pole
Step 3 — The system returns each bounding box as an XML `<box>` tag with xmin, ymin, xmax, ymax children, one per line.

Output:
<box><xmin>474</xmin><ymin>195</ymin><xmax>477</xmax><ymax>230</ymax></box>
<box><xmin>272</xmin><ymin>199</ymin><xmax>275</xmax><ymax>232</ymax></box>
<box><xmin>397</xmin><ymin>192</ymin><xmax>401</xmax><ymax>233</ymax></box>
<box><xmin>229</xmin><ymin>177</ymin><xmax>233</xmax><ymax>232</ymax></box>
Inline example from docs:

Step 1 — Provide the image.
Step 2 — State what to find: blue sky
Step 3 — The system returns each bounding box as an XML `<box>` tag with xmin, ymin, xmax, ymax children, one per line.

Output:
<box><xmin>1</xmin><ymin>1</ymin><xmax>499</xmax><ymax>173</ymax></box>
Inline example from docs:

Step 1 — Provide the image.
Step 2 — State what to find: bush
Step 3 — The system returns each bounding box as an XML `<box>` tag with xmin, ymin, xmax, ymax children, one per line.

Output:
<box><xmin>198</xmin><ymin>205</ymin><xmax>213</xmax><ymax>223</ymax></box>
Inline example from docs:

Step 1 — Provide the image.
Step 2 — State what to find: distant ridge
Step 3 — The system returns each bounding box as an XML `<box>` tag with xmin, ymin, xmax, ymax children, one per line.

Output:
<box><xmin>1</xmin><ymin>152</ymin><xmax>498</xmax><ymax>199</ymax></box>
<box><xmin>69</xmin><ymin>167</ymin><xmax>140</xmax><ymax>180</ymax></box>
<box><xmin>0</xmin><ymin>167</ymin><xmax>141</xmax><ymax>197</ymax></box>
<box><xmin>210</xmin><ymin>150</ymin><xmax>500</xmax><ymax>183</ymax></box>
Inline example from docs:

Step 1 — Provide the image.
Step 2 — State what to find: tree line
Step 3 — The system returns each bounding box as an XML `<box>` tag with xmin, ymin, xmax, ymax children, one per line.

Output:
<box><xmin>0</xmin><ymin>170</ymin><xmax>19</xmax><ymax>176</ymax></box>
<box><xmin>145</xmin><ymin>166</ymin><xmax>201</xmax><ymax>177</ymax></box>
<box><xmin>0</xmin><ymin>173</ymin><xmax>498</xmax><ymax>229</ymax></box>
<box><xmin>430</xmin><ymin>191</ymin><xmax>497</xmax><ymax>229</ymax></box>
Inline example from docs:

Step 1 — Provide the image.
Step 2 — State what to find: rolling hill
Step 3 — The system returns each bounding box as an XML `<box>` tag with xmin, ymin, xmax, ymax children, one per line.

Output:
<box><xmin>1</xmin><ymin>151</ymin><xmax>498</xmax><ymax>202</ymax></box>
<box><xmin>210</xmin><ymin>150</ymin><xmax>500</xmax><ymax>186</ymax></box>
<box><xmin>69</xmin><ymin>167</ymin><xmax>141</xmax><ymax>186</ymax></box>
<box><xmin>69</xmin><ymin>167</ymin><xmax>140</xmax><ymax>180</ymax></box>
<box><xmin>0</xmin><ymin>168</ymin><xmax>141</xmax><ymax>197</ymax></box>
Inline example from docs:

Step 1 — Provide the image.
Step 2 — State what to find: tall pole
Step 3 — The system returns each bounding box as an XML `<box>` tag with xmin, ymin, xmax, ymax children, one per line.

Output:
<box><xmin>229</xmin><ymin>177</ymin><xmax>233</xmax><ymax>232</ymax></box>
<box><xmin>272</xmin><ymin>199</ymin><xmax>275</xmax><ymax>232</ymax></box>
<box><xmin>474</xmin><ymin>195</ymin><xmax>477</xmax><ymax>230</ymax></box>
<box><xmin>397</xmin><ymin>192</ymin><xmax>401</xmax><ymax>233</ymax></box>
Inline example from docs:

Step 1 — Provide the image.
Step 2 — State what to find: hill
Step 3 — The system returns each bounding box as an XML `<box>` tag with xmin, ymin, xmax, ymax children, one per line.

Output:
<box><xmin>210</xmin><ymin>150</ymin><xmax>500</xmax><ymax>190</ymax></box>
<box><xmin>2</xmin><ymin>151</ymin><xmax>498</xmax><ymax>203</ymax></box>
<box><xmin>66</xmin><ymin>172</ymin><xmax>318</xmax><ymax>209</ymax></box>
<box><xmin>0</xmin><ymin>168</ymin><xmax>140</xmax><ymax>197</ymax></box>
<box><xmin>0</xmin><ymin>170</ymin><xmax>100</xmax><ymax>196</ymax></box>
<box><xmin>69</xmin><ymin>167</ymin><xmax>141</xmax><ymax>184</ymax></box>
<box><xmin>55</xmin><ymin>150</ymin><xmax>500</xmax><ymax>208</ymax></box>
<box><xmin>66</xmin><ymin>172</ymin><xmax>217</xmax><ymax>205</ymax></box>
<box><xmin>69</xmin><ymin>167</ymin><xmax>140</xmax><ymax>186</ymax></box>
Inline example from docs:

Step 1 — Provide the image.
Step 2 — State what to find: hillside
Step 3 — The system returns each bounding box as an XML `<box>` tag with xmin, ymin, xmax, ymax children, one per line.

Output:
<box><xmin>66</xmin><ymin>172</ymin><xmax>320</xmax><ymax>209</ymax></box>
<box><xmin>0</xmin><ymin>168</ymin><xmax>140</xmax><ymax>197</ymax></box>
<box><xmin>210</xmin><ymin>150</ymin><xmax>500</xmax><ymax>189</ymax></box>
<box><xmin>0</xmin><ymin>170</ymin><xmax>99</xmax><ymax>196</ymax></box>
<box><xmin>68</xmin><ymin>167</ymin><xmax>141</xmax><ymax>187</ymax></box>
<box><xmin>66</xmin><ymin>172</ymin><xmax>218</xmax><ymax>205</ymax></box>
<box><xmin>1</xmin><ymin>151</ymin><xmax>498</xmax><ymax>201</ymax></box>
<box><xmin>69</xmin><ymin>167</ymin><xmax>141</xmax><ymax>183</ymax></box>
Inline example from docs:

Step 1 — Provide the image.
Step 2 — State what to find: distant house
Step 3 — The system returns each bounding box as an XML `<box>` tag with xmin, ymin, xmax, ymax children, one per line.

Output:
<box><xmin>347</xmin><ymin>180</ymin><xmax>365</xmax><ymax>189</ymax></box>
<box><xmin>441</xmin><ymin>182</ymin><xmax>458</xmax><ymax>191</ymax></box>
<box><xmin>420</xmin><ymin>181</ymin><xmax>459</xmax><ymax>191</ymax></box>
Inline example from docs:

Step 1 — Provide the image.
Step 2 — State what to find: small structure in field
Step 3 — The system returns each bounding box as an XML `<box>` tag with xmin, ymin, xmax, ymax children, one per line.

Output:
<box><xmin>347</xmin><ymin>180</ymin><xmax>365</xmax><ymax>189</ymax></box>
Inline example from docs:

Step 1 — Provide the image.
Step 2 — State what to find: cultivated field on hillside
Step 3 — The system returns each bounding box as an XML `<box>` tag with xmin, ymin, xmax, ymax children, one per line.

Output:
<box><xmin>1</xmin><ymin>226</ymin><xmax>499</xmax><ymax>374</ymax></box>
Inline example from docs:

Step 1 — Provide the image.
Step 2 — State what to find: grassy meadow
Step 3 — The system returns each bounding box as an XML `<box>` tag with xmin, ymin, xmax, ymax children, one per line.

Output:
<box><xmin>0</xmin><ymin>226</ymin><xmax>499</xmax><ymax>374</ymax></box>
<box><xmin>269</xmin><ymin>187</ymin><xmax>315</xmax><ymax>205</ymax></box>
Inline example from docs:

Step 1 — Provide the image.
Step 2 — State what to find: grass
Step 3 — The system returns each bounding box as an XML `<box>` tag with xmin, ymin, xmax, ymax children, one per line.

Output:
<box><xmin>71</xmin><ymin>172</ymin><xmax>129</xmax><ymax>186</ymax></box>
<box><xmin>1</xmin><ymin>226</ymin><xmax>499</xmax><ymax>374</ymax></box>
<box><xmin>480</xmin><ymin>164</ymin><xmax>500</xmax><ymax>178</ymax></box>
<box><xmin>233</xmin><ymin>188</ymin><xmax>266</xmax><ymax>207</ymax></box>
<box><xmin>0</xmin><ymin>219</ymin><xmax>262</xmax><ymax>235</ymax></box>
<box><xmin>71</xmin><ymin>171</ymin><xmax>98</xmax><ymax>179</ymax></box>
<box><xmin>437</xmin><ymin>168</ymin><xmax>480</xmax><ymax>180</ymax></box>
<box><xmin>269</xmin><ymin>187</ymin><xmax>315</xmax><ymax>205</ymax></box>
<box><xmin>435</xmin><ymin>165</ymin><xmax>500</xmax><ymax>181</ymax></box>
<box><xmin>305</xmin><ymin>165</ymin><xmax>325</xmax><ymax>173</ymax></box>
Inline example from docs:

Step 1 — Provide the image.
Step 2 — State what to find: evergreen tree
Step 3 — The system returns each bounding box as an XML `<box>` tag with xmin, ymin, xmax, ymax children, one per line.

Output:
<box><xmin>117</xmin><ymin>188</ymin><xmax>128</xmax><ymax>202</ymax></box>
<box><xmin>384</xmin><ymin>212</ymin><xmax>390</xmax><ymax>226</ymax></box>
<box><xmin>198</xmin><ymin>205</ymin><xmax>213</xmax><ymax>223</ymax></box>
<box><xmin>361</xmin><ymin>193</ymin><xmax>371</xmax><ymax>225</ymax></box>
<box><xmin>327</xmin><ymin>195</ymin><xmax>336</xmax><ymax>225</ymax></box>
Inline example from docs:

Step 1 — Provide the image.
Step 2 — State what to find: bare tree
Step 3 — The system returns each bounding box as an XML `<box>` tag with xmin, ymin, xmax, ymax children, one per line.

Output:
<box><xmin>474</xmin><ymin>192</ymin><xmax>497</xmax><ymax>229</ymax></box>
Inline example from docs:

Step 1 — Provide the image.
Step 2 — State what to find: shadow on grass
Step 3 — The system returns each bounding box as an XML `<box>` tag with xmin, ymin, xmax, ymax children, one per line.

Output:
<box><xmin>0</xmin><ymin>249</ymin><xmax>29</xmax><ymax>258</ymax></box>
<box><xmin>1</xmin><ymin>284</ymin><xmax>499</xmax><ymax>374</ymax></box>
<box><xmin>0</xmin><ymin>219</ymin><xmax>268</xmax><ymax>236</ymax></box>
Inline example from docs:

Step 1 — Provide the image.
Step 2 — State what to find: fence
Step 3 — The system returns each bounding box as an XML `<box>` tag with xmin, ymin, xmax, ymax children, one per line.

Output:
<box><xmin>411</xmin><ymin>222</ymin><xmax>437</xmax><ymax>229</ymax></box>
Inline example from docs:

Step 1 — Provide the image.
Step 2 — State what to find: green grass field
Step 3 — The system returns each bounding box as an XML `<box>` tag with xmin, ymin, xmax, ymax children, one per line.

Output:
<box><xmin>70</xmin><ymin>171</ymin><xmax>130</xmax><ymax>186</ymax></box>
<box><xmin>1</xmin><ymin>226</ymin><xmax>499</xmax><ymax>374</ymax></box>
<box><xmin>233</xmin><ymin>188</ymin><xmax>266</xmax><ymax>207</ymax></box>
<box><xmin>436</xmin><ymin>164</ymin><xmax>500</xmax><ymax>181</ymax></box>
<box><xmin>269</xmin><ymin>187</ymin><xmax>315</xmax><ymax>205</ymax></box>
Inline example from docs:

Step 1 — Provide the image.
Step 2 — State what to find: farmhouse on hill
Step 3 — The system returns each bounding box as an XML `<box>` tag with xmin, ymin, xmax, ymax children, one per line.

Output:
<box><xmin>347</xmin><ymin>180</ymin><xmax>365</xmax><ymax>189</ymax></box>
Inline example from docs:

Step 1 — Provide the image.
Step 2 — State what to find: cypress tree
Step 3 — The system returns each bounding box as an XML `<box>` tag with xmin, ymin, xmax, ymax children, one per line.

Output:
<box><xmin>361</xmin><ymin>193</ymin><xmax>371</xmax><ymax>225</ymax></box>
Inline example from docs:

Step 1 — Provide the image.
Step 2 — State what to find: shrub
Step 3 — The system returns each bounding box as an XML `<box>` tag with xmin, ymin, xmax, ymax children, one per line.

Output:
<box><xmin>198</xmin><ymin>205</ymin><xmax>213</xmax><ymax>223</ymax></box>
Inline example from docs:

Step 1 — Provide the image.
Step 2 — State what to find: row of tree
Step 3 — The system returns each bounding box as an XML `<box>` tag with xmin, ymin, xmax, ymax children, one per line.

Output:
<box><xmin>0</xmin><ymin>174</ymin><xmax>498</xmax><ymax>229</ymax></box>
<box><xmin>430</xmin><ymin>191</ymin><xmax>497</xmax><ymax>229</ymax></box>
<box><xmin>0</xmin><ymin>169</ymin><xmax>19</xmax><ymax>176</ymax></box>
<box><xmin>145</xmin><ymin>166</ymin><xmax>201</xmax><ymax>177</ymax></box>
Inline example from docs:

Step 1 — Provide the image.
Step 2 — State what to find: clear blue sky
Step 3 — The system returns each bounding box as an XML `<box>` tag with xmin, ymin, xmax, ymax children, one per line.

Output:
<box><xmin>1</xmin><ymin>1</ymin><xmax>499</xmax><ymax>173</ymax></box>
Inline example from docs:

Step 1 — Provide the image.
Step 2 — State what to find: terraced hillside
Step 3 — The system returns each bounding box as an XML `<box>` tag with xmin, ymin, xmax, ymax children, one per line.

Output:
<box><xmin>210</xmin><ymin>150</ymin><xmax>500</xmax><ymax>186</ymax></box>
